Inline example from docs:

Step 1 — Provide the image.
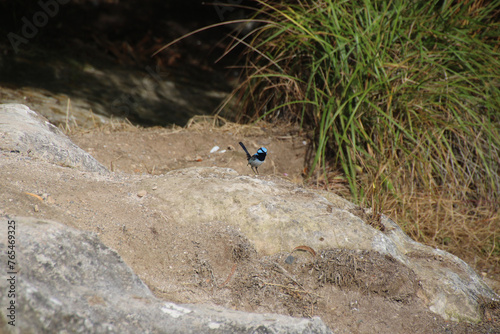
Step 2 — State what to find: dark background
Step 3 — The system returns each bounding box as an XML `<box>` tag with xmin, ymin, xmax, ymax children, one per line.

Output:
<box><xmin>1</xmin><ymin>0</ymin><xmax>254</xmax><ymax>65</ymax></box>
<box><xmin>0</xmin><ymin>0</ymin><xmax>258</xmax><ymax>125</ymax></box>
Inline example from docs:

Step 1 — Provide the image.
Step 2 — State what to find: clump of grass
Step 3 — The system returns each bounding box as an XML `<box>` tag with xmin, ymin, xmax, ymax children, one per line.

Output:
<box><xmin>225</xmin><ymin>0</ymin><xmax>500</xmax><ymax>271</ymax></box>
<box><xmin>233</xmin><ymin>0</ymin><xmax>499</xmax><ymax>199</ymax></box>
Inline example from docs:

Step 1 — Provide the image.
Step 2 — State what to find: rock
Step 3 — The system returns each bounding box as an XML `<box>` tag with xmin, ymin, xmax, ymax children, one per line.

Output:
<box><xmin>142</xmin><ymin>167</ymin><xmax>499</xmax><ymax>322</ymax></box>
<box><xmin>0</xmin><ymin>104</ymin><xmax>108</xmax><ymax>173</ymax></box>
<box><xmin>0</xmin><ymin>217</ymin><xmax>332</xmax><ymax>334</ymax></box>
<box><xmin>0</xmin><ymin>106</ymin><xmax>498</xmax><ymax>330</ymax></box>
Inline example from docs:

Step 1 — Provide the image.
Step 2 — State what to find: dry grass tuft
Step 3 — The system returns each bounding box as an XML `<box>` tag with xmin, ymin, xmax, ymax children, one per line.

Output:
<box><xmin>385</xmin><ymin>188</ymin><xmax>499</xmax><ymax>276</ymax></box>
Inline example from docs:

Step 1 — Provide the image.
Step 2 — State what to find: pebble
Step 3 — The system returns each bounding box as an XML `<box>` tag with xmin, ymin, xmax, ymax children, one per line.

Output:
<box><xmin>137</xmin><ymin>190</ymin><xmax>147</xmax><ymax>198</ymax></box>
<box><xmin>46</xmin><ymin>195</ymin><xmax>56</xmax><ymax>204</ymax></box>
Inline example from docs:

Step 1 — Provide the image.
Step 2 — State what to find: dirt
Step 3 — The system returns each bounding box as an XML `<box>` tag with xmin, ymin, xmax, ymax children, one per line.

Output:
<box><xmin>1</xmin><ymin>120</ymin><xmax>499</xmax><ymax>333</ymax></box>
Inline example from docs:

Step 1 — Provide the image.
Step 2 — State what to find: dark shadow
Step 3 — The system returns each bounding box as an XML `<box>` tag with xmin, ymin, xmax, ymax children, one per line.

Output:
<box><xmin>0</xmin><ymin>0</ymin><xmax>256</xmax><ymax>126</ymax></box>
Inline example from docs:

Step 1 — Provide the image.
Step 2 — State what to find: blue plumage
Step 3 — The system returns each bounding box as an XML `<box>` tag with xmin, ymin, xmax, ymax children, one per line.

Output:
<box><xmin>239</xmin><ymin>142</ymin><xmax>267</xmax><ymax>174</ymax></box>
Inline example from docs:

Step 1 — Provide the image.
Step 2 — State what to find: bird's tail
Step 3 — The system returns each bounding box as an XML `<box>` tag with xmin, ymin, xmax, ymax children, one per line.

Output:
<box><xmin>239</xmin><ymin>142</ymin><xmax>251</xmax><ymax>160</ymax></box>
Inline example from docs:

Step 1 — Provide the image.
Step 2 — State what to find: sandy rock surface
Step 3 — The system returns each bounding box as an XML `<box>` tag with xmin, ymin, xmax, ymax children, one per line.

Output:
<box><xmin>1</xmin><ymin>104</ymin><xmax>499</xmax><ymax>333</ymax></box>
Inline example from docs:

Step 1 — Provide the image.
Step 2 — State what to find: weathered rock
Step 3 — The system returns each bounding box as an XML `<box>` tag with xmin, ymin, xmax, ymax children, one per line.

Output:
<box><xmin>0</xmin><ymin>106</ymin><xmax>498</xmax><ymax>331</ymax></box>
<box><xmin>0</xmin><ymin>104</ymin><xmax>108</xmax><ymax>173</ymax></box>
<box><xmin>142</xmin><ymin>167</ymin><xmax>499</xmax><ymax>322</ymax></box>
<box><xmin>0</xmin><ymin>217</ymin><xmax>332</xmax><ymax>334</ymax></box>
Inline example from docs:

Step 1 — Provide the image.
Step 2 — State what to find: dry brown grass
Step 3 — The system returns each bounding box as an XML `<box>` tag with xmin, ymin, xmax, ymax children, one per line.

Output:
<box><xmin>60</xmin><ymin>116</ymin><xmax>141</xmax><ymax>136</ymax></box>
<box><xmin>357</xmin><ymin>166</ymin><xmax>500</xmax><ymax>278</ymax></box>
<box><xmin>388</xmin><ymin>189</ymin><xmax>499</xmax><ymax>275</ymax></box>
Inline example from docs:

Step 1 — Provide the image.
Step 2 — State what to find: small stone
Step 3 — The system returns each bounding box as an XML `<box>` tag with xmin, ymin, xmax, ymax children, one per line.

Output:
<box><xmin>34</xmin><ymin>204</ymin><xmax>39</xmax><ymax>212</ymax></box>
<box><xmin>137</xmin><ymin>190</ymin><xmax>147</xmax><ymax>198</ymax></box>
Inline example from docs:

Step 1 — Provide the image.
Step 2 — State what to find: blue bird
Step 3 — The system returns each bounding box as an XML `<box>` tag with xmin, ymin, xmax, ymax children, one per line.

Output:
<box><xmin>239</xmin><ymin>142</ymin><xmax>267</xmax><ymax>174</ymax></box>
